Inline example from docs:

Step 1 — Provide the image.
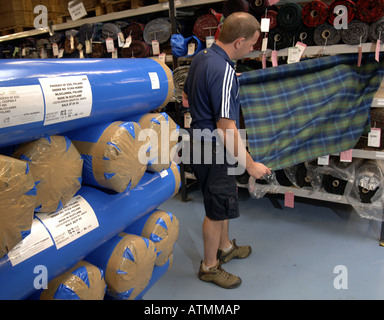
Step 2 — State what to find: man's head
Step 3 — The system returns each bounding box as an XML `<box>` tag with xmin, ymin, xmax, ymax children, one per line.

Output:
<box><xmin>217</xmin><ymin>12</ymin><xmax>261</xmax><ymax>60</ymax></box>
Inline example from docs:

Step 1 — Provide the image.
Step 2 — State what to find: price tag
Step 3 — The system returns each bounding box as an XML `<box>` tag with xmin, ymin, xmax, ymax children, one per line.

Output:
<box><xmin>79</xmin><ymin>49</ymin><xmax>84</xmax><ymax>58</ymax></box>
<box><xmin>376</xmin><ymin>39</ymin><xmax>381</xmax><ymax>63</ymax></box>
<box><xmin>152</xmin><ymin>40</ymin><xmax>160</xmax><ymax>55</ymax></box>
<box><xmin>70</xmin><ymin>35</ymin><xmax>74</xmax><ymax>50</ymax></box>
<box><xmin>262</xmin><ymin>53</ymin><xmax>267</xmax><ymax>69</ymax></box>
<box><xmin>118</xmin><ymin>32</ymin><xmax>125</xmax><ymax>47</ymax></box>
<box><xmin>85</xmin><ymin>40</ymin><xmax>92</xmax><ymax>54</ymax></box>
<box><xmin>271</xmin><ymin>50</ymin><xmax>278</xmax><ymax>67</ymax></box>
<box><xmin>112</xmin><ymin>48</ymin><xmax>118</xmax><ymax>58</ymax></box>
<box><xmin>106</xmin><ymin>37</ymin><xmax>115</xmax><ymax>53</ymax></box>
<box><xmin>368</xmin><ymin>128</ymin><xmax>381</xmax><ymax>147</ymax></box>
<box><xmin>295</xmin><ymin>41</ymin><xmax>307</xmax><ymax>59</ymax></box>
<box><xmin>184</xmin><ymin>112</ymin><xmax>192</xmax><ymax>128</ymax></box>
<box><xmin>187</xmin><ymin>42</ymin><xmax>195</xmax><ymax>56</ymax></box>
<box><xmin>261</xmin><ymin>38</ymin><xmax>268</xmax><ymax>52</ymax></box>
<box><xmin>21</xmin><ymin>47</ymin><xmax>26</xmax><ymax>57</ymax></box>
<box><xmin>357</xmin><ymin>45</ymin><xmax>362</xmax><ymax>67</ymax></box>
<box><xmin>58</xmin><ymin>48</ymin><xmax>64</xmax><ymax>58</ymax></box>
<box><xmin>158</xmin><ymin>53</ymin><xmax>166</xmax><ymax>63</ymax></box>
<box><xmin>124</xmin><ymin>35</ymin><xmax>132</xmax><ymax>48</ymax></box>
<box><xmin>340</xmin><ymin>149</ymin><xmax>353</xmax><ymax>162</ymax></box>
<box><xmin>261</xmin><ymin>18</ymin><xmax>270</xmax><ymax>33</ymax></box>
<box><xmin>284</xmin><ymin>191</ymin><xmax>295</xmax><ymax>208</ymax></box>
<box><xmin>52</xmin><ymin>43</ymin><xmax>59</xmax><ymax>56</ymax></box>
<box><xmin>318</xmin><ymin>155</ymin><xmax>330</xmax><ymax>165</ymax></box>
<box><xmin>288</xmin><ymin>47</ymin><xmax>301</xmax><ymax>64</ymax></box>
<box><xmin>206</xmin><ymin>36</ymin><xmax>215</xmax><ymax>48</ymax></box>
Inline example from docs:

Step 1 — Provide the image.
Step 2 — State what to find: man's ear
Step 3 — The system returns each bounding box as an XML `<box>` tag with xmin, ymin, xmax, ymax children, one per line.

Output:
<box><xmin>234</xmin><ymin>37</ymin><xmax>245</xmax><ymax>49</ymax></box>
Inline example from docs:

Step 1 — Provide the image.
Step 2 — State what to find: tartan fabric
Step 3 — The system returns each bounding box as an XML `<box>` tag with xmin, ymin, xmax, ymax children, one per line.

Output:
<box><xmin>239</xmin><ymin>54</ymin><xmax>384</xmax><ymax>171</ymax></box>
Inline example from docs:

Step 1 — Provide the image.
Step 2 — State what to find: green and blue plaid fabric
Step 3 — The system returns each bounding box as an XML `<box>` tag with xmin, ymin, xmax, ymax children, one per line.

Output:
<box><xmin>239</xmin><ymin>54</ymin><xmax>384</xmax><ymax>170</ymax></box>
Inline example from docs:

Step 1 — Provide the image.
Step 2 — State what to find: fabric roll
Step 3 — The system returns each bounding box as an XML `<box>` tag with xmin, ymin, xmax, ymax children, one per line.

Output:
<box><xmin>313</xmin><ymin>23</ymin><xmax>341</xmax><ymax>46</ymax></box>
<box><xmin>102</xmin><ymin>23</ymin><xmax>120</xmax><ymax>40</ymax></box>
<box><xmin>295</xmin><ymin>23</ymin><xmax>316</xmax><ymax>46</ymax></box>
<box><xmin>322</xmin><ymin>174</ymin><xmax>348</xmax><ymax>195</ymax></box>
<box><xmin>38</xmin><ymin>261</ymin><xmax>106</xmax><ymax>300</ymax></box>
<box><xmin>69</xmin><ymin>121</ymin><xmax>146</xmax><ymax>193</ymax></box>
<box><xmin>353</xmin><ymin>160</ymin><xmax>382</xmax><ymax>203</ymax></box>
<box><xmin>121</xmin><ymin>40</ymin><xmax>150</xmax><ymax>58</ymax></box>
<box><xmin>135</xmin><ymin>112</ymin><xmax>179</xmax><ymax>172</ymax></box>
<box><xmin>64</xmin><ymin>37</ymin><xmax>79</xmax><ymax>54</ymax></box>
<box><xmin>277</xmin><ymin>3</ymin><xmax>302</xmax><ymax>31</ymax></box>
<box><xmin>328</xmin><ymin>0</ymin><xmax>356</xmax><ymax>26</ymax></box>
<box><xmin>78</xmin><ymin>23</ymin><xmax>94</xmax><ymax>45</ymax></box>
<box><xmin>85</xmin><ymin>233</ymin><xmax>157</xmax><ymax>300</ymax></box>
<box><xmin>356</xmin><ymin>0</ymin><xmax>384</xmax><ymax>23</ymax></box>
<box><xmin>90</xmin><ymin>42</ymin><xmax>106</xmax><ymax>58</ymax></box>
<box><xmin>248</xmin><ymin>0</ymin><xmax>267</xmax><ymax>17</ymax></box>
<box><xmin>193</xmin><ymin>11</ymin><xmax>221</xmax><ymax>42</ymax></box>
<box><xmin>261</xmin><ymin>10</ymin><xmax>278</xmax><ymax>30</ymax></box>
<box><xmin>12</xmin><ymin>136</ymin><xmax>83</xmax><ymax>213</ymax></box>
<box><xmin>0</xmin><ymin>155</ymin><xmax>36</xmax><ymax>259</ymax></box>
<box><xmin>369</xmin><ymin>17</ymin><xmax>384</xmax><ymax>41</ymax></box>
<box><xmin>222</xmin><ymin>0</ymin><xmax>249</xmax><ymax>17</ymax></box>
<box><xmin>125</xmin><ymin>210</ymin><xmax>179</xmax><ymax>267</ymax></box>
<box><xmin>172</xmin><ymin>65</ymin><xmax>190</xmax><ymax>102</ymax></box>
<box><xmin>143</xmin><ymin>18</ymin><xmax>171</xmax><ymax>44</ymax></box>
<box><xmin>49</xmin><ymin>33</ymin><xmax>64</xmax><ymax>45</ymax></box>
<box><xmin>268</xmin><ymin>26</ymin><xmax>293</xmax><ymax>50</ymax></box>
<box><xmin>302</xmin><ymin>0</ymin><xmax>329</xmax><ymax>28</ymax></box>
<box><xmin>341</xmin><ymin>19</ymin><xmax>369</xmax><ymax>45</ymax></box>
<box><xmin>123</xmin><ymin>21</ymin><xmax>145</xmax><ymax>41</ymax></box>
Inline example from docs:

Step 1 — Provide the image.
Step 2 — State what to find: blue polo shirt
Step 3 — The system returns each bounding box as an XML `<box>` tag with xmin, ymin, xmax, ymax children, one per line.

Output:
<box><xmin>183</xmin><ymin>43</ymin><xmax>240</xmax><ymax>138</ymax></box>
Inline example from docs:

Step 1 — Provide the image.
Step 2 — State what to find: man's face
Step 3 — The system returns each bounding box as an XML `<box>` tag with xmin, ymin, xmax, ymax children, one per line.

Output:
<box><xmin>234</xmin><ymin>30</ymin><xmax>260</xmax><ymax>60</ymax></box>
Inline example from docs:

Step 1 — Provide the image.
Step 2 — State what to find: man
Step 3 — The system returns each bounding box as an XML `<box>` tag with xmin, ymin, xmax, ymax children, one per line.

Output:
<box><xmin>183</xmin><ymin>12</ymin><xmax>271</xmax><ymax>289</ymax></box>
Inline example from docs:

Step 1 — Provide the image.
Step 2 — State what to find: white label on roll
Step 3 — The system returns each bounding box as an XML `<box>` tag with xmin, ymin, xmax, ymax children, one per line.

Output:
<box><xmin>36</xmin><ymin>195</ymin><xmax>99</xmax><ymax>250</ymax></box>
<box><xmin>148</xmin><ymin>72</ymin><xmax>160</xmax><ymax>90</ymax></box>
<box><xmin>38</xmin><ymin>75</ymin><xmax>92</xmax><ymax>125</ymax></box>
<box><xmin>0</xmin><ymin>85</ymin><xmax>44</xmax><ymax>128</ymax></box>
<box><xmin>8</xmin><ymin>219</ymin><xmax>54</xmax><ymax>267</ymax></box>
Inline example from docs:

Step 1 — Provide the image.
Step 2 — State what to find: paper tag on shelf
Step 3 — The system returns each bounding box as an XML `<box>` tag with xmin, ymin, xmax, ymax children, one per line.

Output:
<box><xmin>284</xmin><ymin>191</ymin><xmax>295</xmax><ymax>208</ymax></box>
<box><xmin>295</xmin><ymin>41</ymin><xmax>307</xmax><ymax>58</ymax></box>
<box><xmin>152</xmin><ymin>40</ymin><xmax>160</xmax><ymax>55</ymax></box>
<box><xmin>206</xmin><ymin>36</ymin><xmax>215</xmax><ymax>48</ymax></box>
<box><xmin>261</xmin><ymin>18</ymin><xmax>270</xmax><ymax>33</ymax></box>
<box><xmin>85</xmin><ymin>40</ymin><xmax>92</xmax><ymax>53</ymax></box>
<box><xmin>124</xmin><ymin>35</ymin><xmax>132</xmax><ymax>48</ymax></box>
<box><xmin>184</xmin><ymin>112</ymin><xmax>192</xmax><ymax>128</ymax></box>
<box><xmin>106</xmin><ymin>37</ymin><xmax>115</xmax><ymax>53</ymax></box>
<box><xmin>288</xmin><ymin>47</ymin><xmax>301</xmax><ymax>64</ymax></box>
<box><xmin>340</xmin><ymin>149</ymin><xmax>353</xmax><ymax>162</ymax></box>
<box><xmin>318</xmin><ymin>155</ymin><xmax>329</xmax><ymax>165</ymax></box>
<box><xmin>261</xmin><ymin>38</ymin><xmax>268</xmax><ymax>52</ymax></box>
<box><xmin>187</xmin><ymin>42</ymin><xmax>195</xmax><ymax>56</ymax></box>
<box><xmin>118</xmin><ymin>32</ymin><xmax>125</xmax><ymax>47</ymax></box>
<box><xmin>357</xmin><ymin>45</ymin><xmax>362</xmax><ymax>67</ymax></box>
<box><xmin>271</xmin><ymin>50</ymin><xmax>278</xmax><ymax>67</ymax></box>
<box><xmin>368</xmin><ymin>128</ymin><xmax>381</xmax><ymax>147</ymax></box>
<box><xmin>52</xmin><ymin>43</ymin><xmax>59</xmax><ymax>56</ymax></box>
<box><xmin>376</xmin><ymin>39</ymin><xmax>381</xmax><ymax>62</ymax></box>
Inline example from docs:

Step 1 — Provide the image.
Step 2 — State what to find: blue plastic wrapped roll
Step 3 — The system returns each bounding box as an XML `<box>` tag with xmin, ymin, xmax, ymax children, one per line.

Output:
<box><xmin>0</xmin><ymin>58</ymin><xmax>174</xmax><ymax>148</ymax></box>
<box><xmin>0</xmin><ymin>162</ymin><xmax>180</xmax><ymax>300</ymax></box>
<box><xmin>0</xmin><ymin>155</ymin><xmax>36</xmax><ymax>259</ymax></box>
<box><xmin>12</xmin><ymin>135</ymin><xmax>83</xmax><ymax>213</ymax></box>
<box><xmin>67</xmin><ymin>121</ymin><xmax>146</xmax><ymax>193</ymax></box>
<box><xmin>33</xmin><ymin>261</ymin><xmax>107</xmax><ymax>300</ymax></box>
<box><xmin>125</xmin><ymin>209</ymin><xmax>179</xmax><ymax>266</ymax></box>
<box><xmin>85</xmin><ymin>232</ymin><xmax>156</xmax><ymax>300</ymax></box>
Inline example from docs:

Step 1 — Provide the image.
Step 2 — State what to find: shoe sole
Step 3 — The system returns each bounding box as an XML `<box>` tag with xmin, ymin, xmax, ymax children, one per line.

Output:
<box><xmin>198</xmin><ymin>273</ymin><xmax>242</xmax><ymax>289</ymax></box>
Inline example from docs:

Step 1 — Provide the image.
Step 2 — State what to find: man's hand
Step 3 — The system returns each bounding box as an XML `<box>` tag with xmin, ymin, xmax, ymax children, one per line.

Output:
<box><xmin>246</xmin><ymin>161</ymin><xmax>271</xmax><ymax>180</ymax></box>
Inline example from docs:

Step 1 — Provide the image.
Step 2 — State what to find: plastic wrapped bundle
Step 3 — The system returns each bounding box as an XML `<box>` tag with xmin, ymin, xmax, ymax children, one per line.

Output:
<box><xmin>38</xmin><ymin>261</ymin><xmax>106</xmax><ymax>300</ymax></box>
<box><xmin>125</xmin><ymin>210</ymin><xmax>179</xmax><ymax>266</ymax></box>
<box><xmin>348</xmin><ymin>160</ymin><xmax>384</xmax><ymax>220</ymax></box>
<box><xmin>248</xmin><ymin>173</ymin><xmax>279</xmax><ymax>199</ymax></box>
<box><xmin>12</xmin><ymin>135</ymin><xmax>83</xmax><ymax>213</ymax></box>
<box><xmin>68</xmin><ymin>121</ymin><xmax>146</xmax><ymax>193</ymax></box>
<box><xmin>0</xmin><ymin>155</ymin><xmax>36</xmax><ymax>259</ymax></box>
<box><xmin>134</xmin><ymin>113</ymin><xmax>179</xmax><ymax>172</ymax></box>
<box><xmin>85</xmin><ymin>233</ymin><xmax>156</xmax><ymax>300</ymax></box>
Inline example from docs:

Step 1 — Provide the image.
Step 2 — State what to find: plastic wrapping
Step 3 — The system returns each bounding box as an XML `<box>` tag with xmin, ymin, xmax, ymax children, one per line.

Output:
<box><xmin>0</xmin><ymin>155</ymin><xmax>36</xmax><ymax>259</ymax></box>
<box><xmin>0</xmin><ymin>58</ymin><xmax>174</xmax><ymax>148</ymax></box>
<box><xmin>134</xmin><ymin>112</ymin><xmax>179</xmax><ymax>173</ymax></box>
<box><xmin>68</xmin><ymin>121</ymin><xmax>146</xmax><ymax>193</ymax></box>
<box><xmin>12</xmin><ymin>135</ymin><xmax>83</xmax><ymax>213</ymax></box>
<box><xmin>248</xmin><ymin>173</ymin><xmax>279</xmax><ymax>199</ymax></box>
<box><xmin>37</xmin><ymin>261</ymin><xmax>106</xmax><ymax>300</ymax></box>
<box><xmin>347</xmin><ymin>160</ymin><xmax>384</xmax><ymax>220</ymax></box>
<box><xmin>0</xmin><ymin>162</ymin><xmax>180</xmax><ymax>300</ymax></box>
<box><xmin>85</xmin><ymin>233</ymin><xmax>156</xmax><ymax>300</ymax></box>
<box><xmin>125</xmin><ymin>209</ymin><xmax>179</xmax><ymax>267</ymax></box>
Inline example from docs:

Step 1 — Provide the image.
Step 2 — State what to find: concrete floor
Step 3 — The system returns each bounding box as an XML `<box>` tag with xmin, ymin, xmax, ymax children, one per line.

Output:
<box><xmin>145</xmin><ymin>187</ymin><xmax>384</xmax><ymax>300</ymax></box>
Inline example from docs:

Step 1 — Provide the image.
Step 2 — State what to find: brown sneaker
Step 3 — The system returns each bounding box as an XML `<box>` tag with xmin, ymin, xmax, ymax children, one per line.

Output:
<box><xmin>198</xmin><ymin>261</ymin><xmax>242</xmax><ymax>289</ymax></box>
<box><xmin>217</xmin><ymin>239</ymin><xmax>252</xmax><ymax>264</ymax></box>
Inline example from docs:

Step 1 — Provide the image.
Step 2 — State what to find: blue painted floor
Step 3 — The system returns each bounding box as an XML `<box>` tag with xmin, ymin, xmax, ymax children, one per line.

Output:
<box><xmin>145</xmin><ymin>188</ymin><xmax>384</xmax><ymax>300</ymax></box>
